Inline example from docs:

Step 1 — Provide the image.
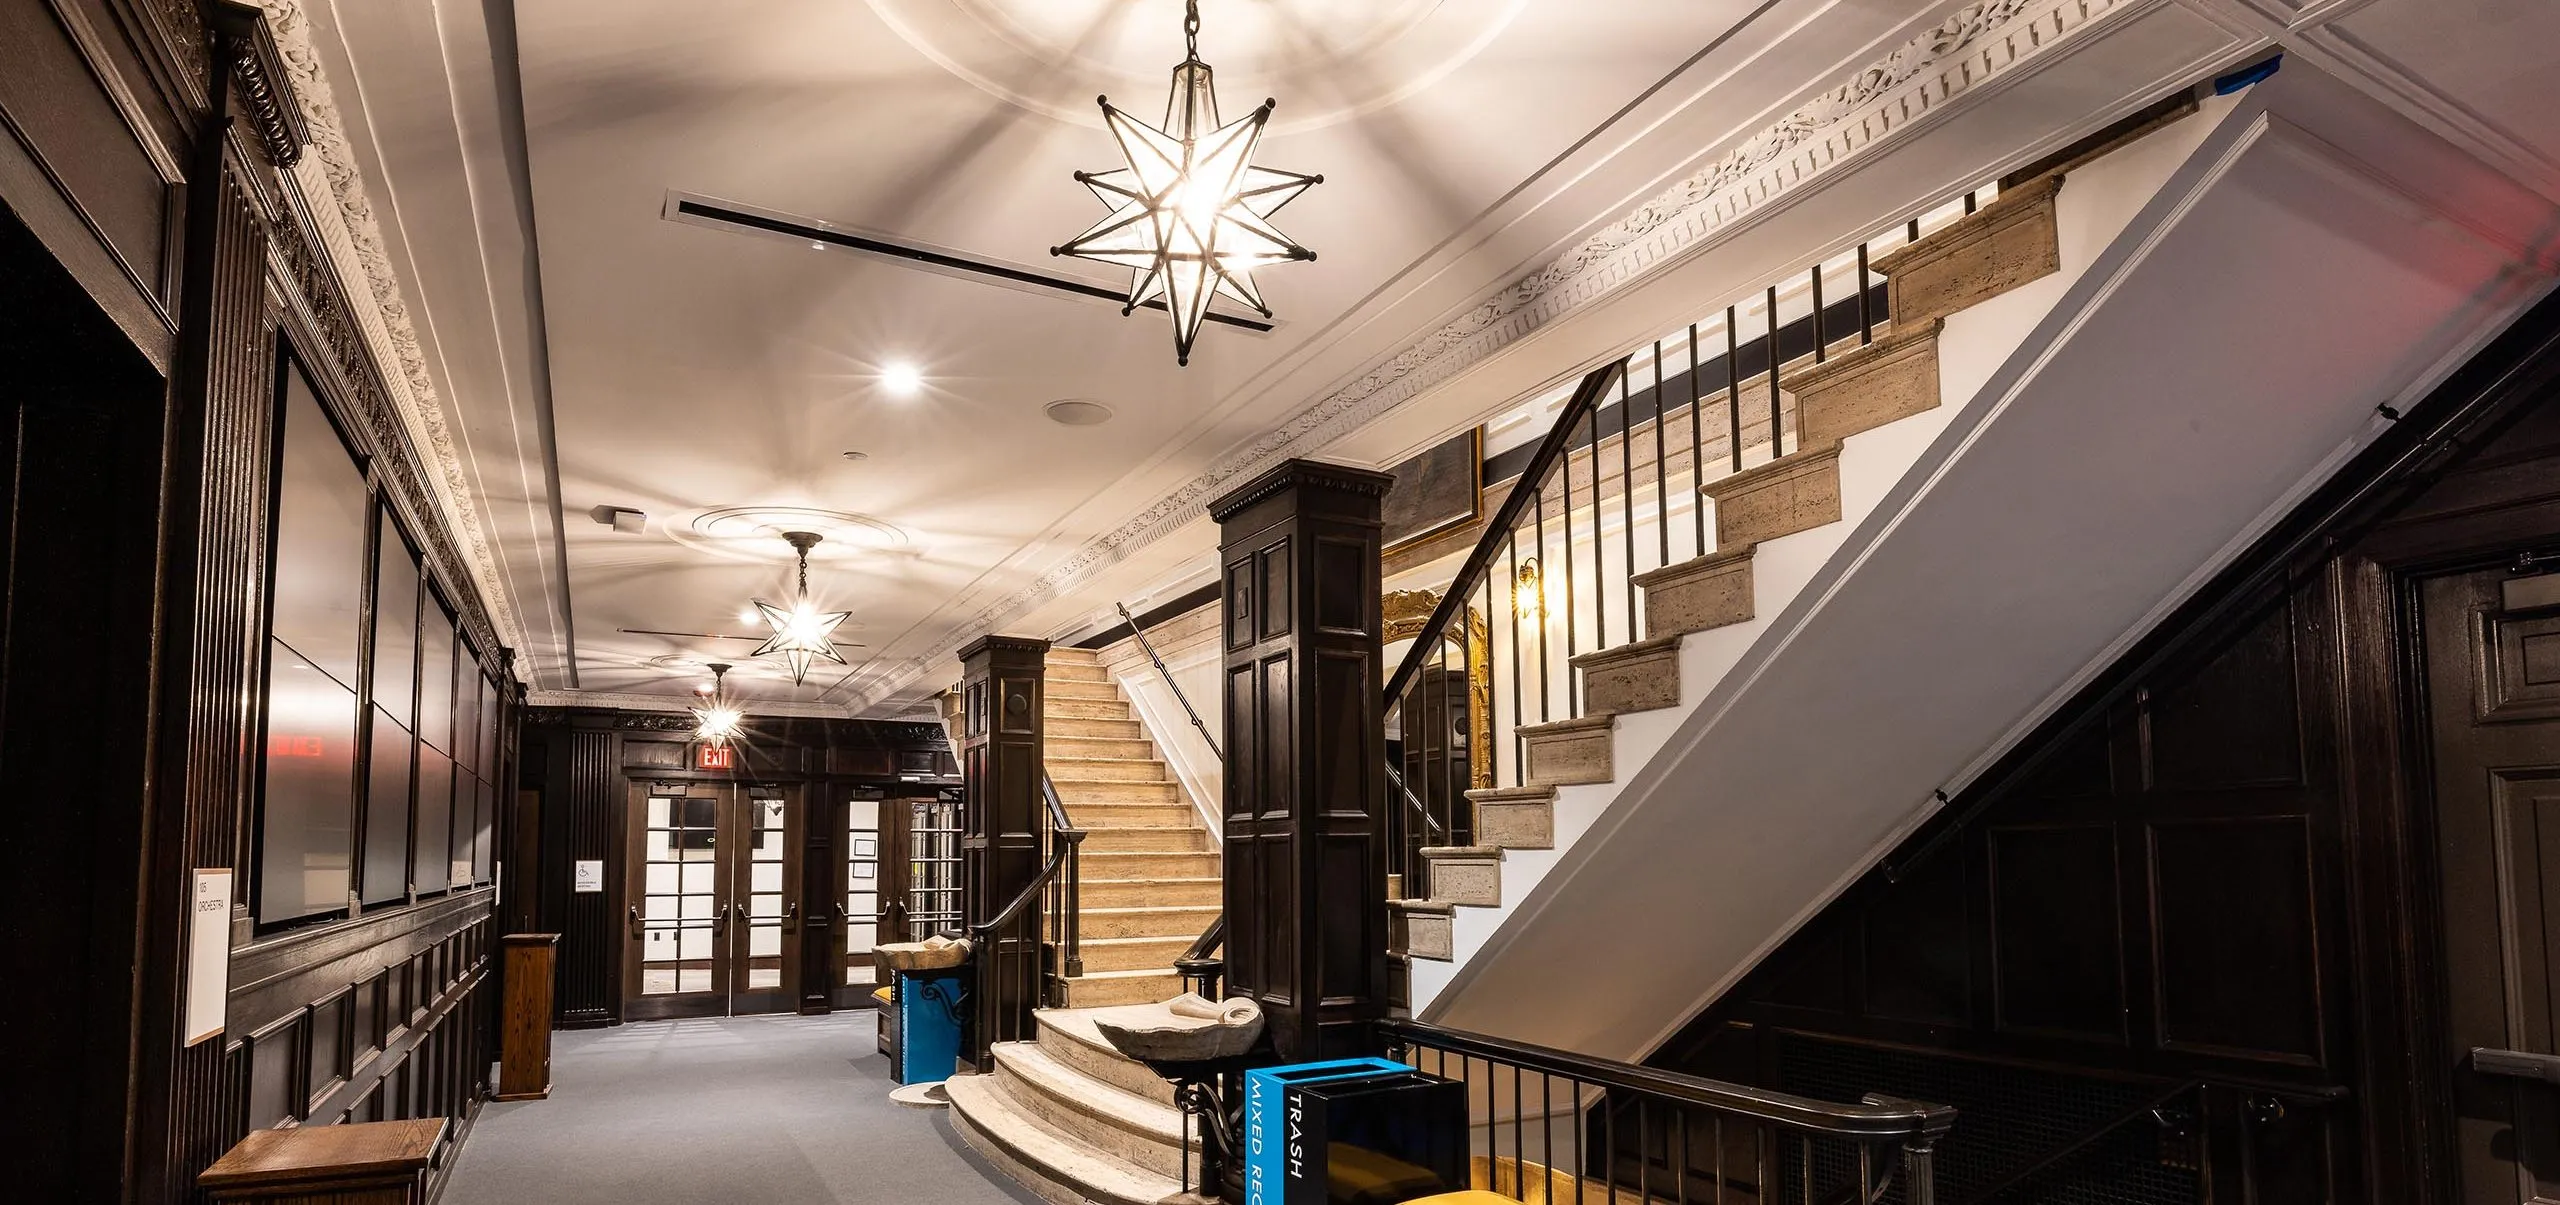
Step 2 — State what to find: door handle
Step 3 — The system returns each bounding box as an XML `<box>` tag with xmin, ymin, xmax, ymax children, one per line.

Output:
<box><xmin>784</xmin><ymin>900</ymin><xmax>799</xmax><ymax>933</ymax></box>
<box><xmin>2472</xmin><ymin>1047</ymin><xmax>2560</xmax><ymax>1085</ymax></box>
<box><xmin>627</xmin><ymin>904</ymin><xmax>641</xmax><ymax>940</ymax></box>
<box><xmin>711</xmin><ymin>902</ymin><xmax>731</xmax><ymax>936</ymax></box>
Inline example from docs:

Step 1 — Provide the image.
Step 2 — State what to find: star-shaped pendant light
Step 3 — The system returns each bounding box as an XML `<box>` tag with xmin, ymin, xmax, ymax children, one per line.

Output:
<box><xmin>1052</xmin><ymin>0</ymin><xmax>1320</xmax><ymax>366</ymax></box>
<box><xmin>691</xmin><ymin>663</ymin><xmax>745</xmax><ymax>746</ymax></box>
<box><xmin>750</xmin><ymin>531</ymin><xmax>851</xmax><ymax>686</ymax></box>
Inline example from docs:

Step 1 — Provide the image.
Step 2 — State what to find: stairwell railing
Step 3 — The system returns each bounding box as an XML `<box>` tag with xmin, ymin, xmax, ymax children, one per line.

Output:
<box><xmin>1386</xmin><ymin>1018</ymin><xmax>1956</xmax><ymax>1205</ymax></box>
<box><xmin>966</xmin><ymin>772</ymin><xmax>1082</xmax><ymax>1069</ymax></box>
<box><xmin>1382</xmin><ymin>185</ymin><xmax>1999</xmax><ymax>903</ymax></box>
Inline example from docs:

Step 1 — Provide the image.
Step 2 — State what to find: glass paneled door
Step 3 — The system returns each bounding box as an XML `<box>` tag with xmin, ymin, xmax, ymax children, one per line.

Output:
<box><xmin>624</xmin><ymin>783</ymin><xmax>805</xmax><ymax>1019</ymax></box>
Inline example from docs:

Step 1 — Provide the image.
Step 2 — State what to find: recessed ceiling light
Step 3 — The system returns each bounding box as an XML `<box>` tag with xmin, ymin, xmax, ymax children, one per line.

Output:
<box><xmin>738</xmin><ymin>607</ymin><xmax>761</xmax><ymax>624</ymax></box>
<box><xmin>881</xmin><ymin>362</ymin><xmax>924</xmax><ymax>397</ymax></box>
<box><xmin>1045</xmin><ymin>399</ymin><xmax>1115</xmax><ymax>427</ymax></box>
<box><xmin>841</xmin><ymin>450</ymin><xmax>869</xmax><ymax>461</ymax></box>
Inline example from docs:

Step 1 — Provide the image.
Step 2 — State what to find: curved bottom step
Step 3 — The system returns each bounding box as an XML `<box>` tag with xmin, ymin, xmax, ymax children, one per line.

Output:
<box><xmin>946</xmin><ymin>1071</ymin><xmax>1200</xmax><ymax>1205</ymax></box>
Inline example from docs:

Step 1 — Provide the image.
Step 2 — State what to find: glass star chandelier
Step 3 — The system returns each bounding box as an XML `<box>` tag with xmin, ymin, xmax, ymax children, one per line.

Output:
<box><xmin>751</xmin><ymin>531</ymin><xmax>851</xmax><ymax>686</ymax></box>
<box><xmin>1051</xmin><ymin>0</ymin><xmax>1320</xmax><ymax>366</ymax></box>
<box><xmin>691</xmin><ymin>663</ymin><xmax>744</xmax><ymax>745</ymax></box>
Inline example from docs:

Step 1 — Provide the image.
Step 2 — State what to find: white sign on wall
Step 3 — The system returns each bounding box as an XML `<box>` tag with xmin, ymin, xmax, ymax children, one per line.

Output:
<box><xmin>573</xmin><ymin>859</ymin><xmax>604</xmax><ymax>893</ymax></box>
<box><xmin>185</xmin><ymin>870</ymin><xmax>231</xmax><ymax>1046</ymax></box>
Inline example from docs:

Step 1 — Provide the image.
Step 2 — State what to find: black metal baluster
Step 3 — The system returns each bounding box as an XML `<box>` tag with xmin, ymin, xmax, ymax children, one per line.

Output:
<box><xmin>1589</xmin><ymin>399</ymin><xmax>1606</xmax><ymax>655</ymax></box>
<box><xmin>1639</xmin><ymin>1100</ymin><xmax>1653</xmax><ymax>1203</ymax></box>
<box><xmin>1482</xmin><ymin>554</ymin><xmax>1499</xmax><ymax>791</ymax></box>
<box><xmin>1677</xmin><ymin>1109</ymin><xmax>1689</xmax><ymax>1205</ymax></box>
<box><xmin>1714</xmin><ymin>1115</ymin><xmax>1726</xmax><ymax>1205</ymax></box>
<box><xmin>1506</xmin><ymin>530</ymin><xmax>1523</xmax><ymax>788</ymax></box>
<box><xmin>1810</xmin><ymin>264</ymin><xmax>1827</xmax><ymax>364</ymax></box>
<box><xmin>1686</xmin><ymin>323</ymin><xmax>1705</xmax><ymax>558</ymax></box>
<box><xmin>1653</xmin><ymin>340</ymin><xmax>1669</xmax><ymax>576</ymax></box>
<box><xmin>1572</xmin><ymin>1078</ymin><xmax>1585</xmax><ymax>1192</ymax></box>
<box><xmin>1511</xmin><ymin>1062</ymin><xmax>1525</xmax><ymax>1200</ymax></box>
<box><xmin>1965</xmin><ymin>189</ymin><xmax>1978</xmax><ymax>215</ymax></box>
<box><xmin>1907</xmin><ymin>216</ymin><xmax>1921</xmax><ymax>243</ymax></box>
<box><xmin>1533</xmin><ymin>491</ymin><xmax>1550</xmax><ymax>727</ymax></box>
<box><xmin>1765</xmin><ymin>285</ymin><xmax>1783</xmax><ymax>461</ymax></box>
<box><xmin>1725</xmin><ymin>307</ymin><xmax>1742</xmax><ymax>478</ymax></box>
<box><xmin>1620</xmin><ymin>359</ymin><xmax>1636</xmax><ymax>644</ymax></box>
<box><xmin>1801</xmin><ymin>1133</ymin><xmax>1814</xmax><ymax>1205</ymax></box>
<box><xmin>1541</xmin><ymin>1073</ymin><xmax>1554</xmax><ymax>1200</ymax></box>
<box><xmin>1560</xmin><ymin>412</ymin><xmax>1578</xmax><ymax>716</ymax></box>
<box><xmin>1856</xmin><ymin>243</ymin><xmax>1874</xmax><ymax>345</ymax></box>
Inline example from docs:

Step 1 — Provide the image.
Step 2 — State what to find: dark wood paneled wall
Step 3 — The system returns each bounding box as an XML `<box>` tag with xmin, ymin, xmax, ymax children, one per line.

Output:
<box><xmin>1211</xmin><ymin>459</ymin><xmax>1394</xmax><ymax>1063</ymax></box>
<box><xmin>1650</xmin><ymin>293</ymin><xmax>2560</xmax><ymax>1204</ymax></box>
<box><xmin>518</xmin><ymin>707</ymin><xmax>957</xmax><ymax>1027</ymax></box>
<box><xmin>0</xmin><ymin>3</ymin><xmax>523</xmax><ymax>1200</ymax></box>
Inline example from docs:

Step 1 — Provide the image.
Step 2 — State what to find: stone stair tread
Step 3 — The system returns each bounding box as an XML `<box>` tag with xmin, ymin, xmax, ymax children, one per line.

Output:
<box><xmin>1420</xmin><ymin>845</ymin><xmax>1500</xmax><ymax>858</ymax></box>
<box><xmin>1077</xmin><ymin>934</ymin><xmax>1193</xmax><ymax>949</ymax></box>
<box><xmin>1516</xmin><ymin>713</ymin><xmax>1614</xmax><ymax>737</ymax></box>
<box><xmin>1083</xmin><ymin>904</ymin><xmax>1220</xmax><ymax>917</ymax></box>
<box><xmin>1567</xmin><ymin>633</ymin><xmax>1682</xmax><ymax>669</ymax></box>
<box><xmin>1467</xmin><ymin>784</ymin><xmax>1557</xmax><ymax>802</ymax></box>
<box><xmin>1385</xmin><ymin>898</ymin><xmax>1456</xmax><ymax>913</ymax></box>
<box><xmin>1065</xmin><ymin>967</ymin><xmax>1188</xmax><ymax>984</ymax></box>
<box><xmin>993</xmin><ymin>1040</ymin><xmax>1188</xmax><ymax>1143</ymax></box>
<box><xmin>945</xmin><ymin>1073</ymin><xmax>1184</xmax><ymax>1205</ymax></box>
<box><xmin>1083</xmin><ymin>872</ymin><xmax>1220</xmax><ymax>885</ymax></box>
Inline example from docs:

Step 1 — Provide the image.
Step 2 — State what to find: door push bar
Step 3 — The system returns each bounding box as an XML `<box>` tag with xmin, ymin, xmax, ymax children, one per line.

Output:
<box><xmin>2472</xmin><ymin>1047</ymin><xmax>2560</xmax><ymax>1085</ymax></box>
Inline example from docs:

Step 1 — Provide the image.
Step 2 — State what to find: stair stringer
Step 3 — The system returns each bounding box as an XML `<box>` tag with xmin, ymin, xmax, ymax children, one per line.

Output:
<box><xmin>1418</xmin><ymin>65</ymin><xmax>2560</xmax><ymax>1058</ymax></box>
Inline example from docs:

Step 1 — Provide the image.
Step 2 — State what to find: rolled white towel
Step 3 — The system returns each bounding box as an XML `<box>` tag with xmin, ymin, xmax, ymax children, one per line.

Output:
<box><xmin>1163</xmin><ymin>992</ymin><xmax>1221</xmax><ymax>1022</ymax></box>
<box><xmin>1214</xmin><ymin>997</ymin><xmax>1262</xmax><ymax>1028</ymax></box>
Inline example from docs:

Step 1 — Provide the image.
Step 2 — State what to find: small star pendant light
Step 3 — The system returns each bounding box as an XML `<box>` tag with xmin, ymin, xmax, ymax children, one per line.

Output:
<box><xmin>751</xmin><ymin>531</ymin><xmax>851</xmax><ymax>686</ymax></box>
<box><xmin>1052</xmin><ymin>0</ymin><xmax>1320</xmax><ymax>366</ymax></box>
<box><xmin>691</xmin><ymin>663</ymin><xmax>745</xmax><ymax>746</ymax></box>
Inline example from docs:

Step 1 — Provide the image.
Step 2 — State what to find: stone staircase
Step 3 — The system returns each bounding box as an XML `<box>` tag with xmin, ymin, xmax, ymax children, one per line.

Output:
<box><xmin>945</xmin><ymin>1003</ymin><xmax>1202</xmax><ymax>1205</ymax></box>
<box><xmin>1045</xmin><ymin>646</ymin><xmax>1220</xmax><ymax>1008</ymax></box>
<box><xmin>1391</xmin><ymin>176</ymin><xmax>2070</xmax><ymax>979</ymax></box>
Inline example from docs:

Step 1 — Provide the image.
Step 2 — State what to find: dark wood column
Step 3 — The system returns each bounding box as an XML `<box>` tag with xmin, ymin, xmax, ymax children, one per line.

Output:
<box><xmin>1210</xmin><ymin>459</ymin><xmax>1393</xmax><ymax>1062</ymax></box>
<box><xmin>959</xmin><ymin>635</ymin><xmax>1047</xmax><ymax>1060</ymax></box>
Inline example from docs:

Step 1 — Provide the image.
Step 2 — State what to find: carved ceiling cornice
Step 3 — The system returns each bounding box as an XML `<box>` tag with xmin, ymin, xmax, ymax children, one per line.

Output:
<box><xmin>252</xmin><ymin>0</ymin><xmax>530</xmax><ymax>662</ymax></box>
<box><xmin>846</xmin><ymin>0</ymin><xmax>2125</xmax><ymax>714</ymax></box>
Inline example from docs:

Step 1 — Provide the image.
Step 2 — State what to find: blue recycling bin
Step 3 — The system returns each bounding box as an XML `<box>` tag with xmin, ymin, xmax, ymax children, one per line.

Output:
<box><xmin>892</xmin><ymin>967</ymin><xmax>967</xmax><ymax>1085</ymax></box>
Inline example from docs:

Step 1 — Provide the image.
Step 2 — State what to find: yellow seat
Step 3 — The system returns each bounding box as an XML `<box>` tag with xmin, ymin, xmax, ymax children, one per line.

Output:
<box><xmin>870</xmin><ymin>985</ymin><xmax>893</xmax><ymax>1008</ymax></box>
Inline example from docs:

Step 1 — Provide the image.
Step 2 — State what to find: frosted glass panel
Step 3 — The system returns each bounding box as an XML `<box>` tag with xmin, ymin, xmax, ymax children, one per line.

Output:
<box><xmin>646</xmin><ymin>864</ymin><xmax>678</xmax><ymax>893</ymax></box>
<box><xmin>751</xmin><ymin>862</ymin><xmax>781</xmax><ymax>893</ymax></box>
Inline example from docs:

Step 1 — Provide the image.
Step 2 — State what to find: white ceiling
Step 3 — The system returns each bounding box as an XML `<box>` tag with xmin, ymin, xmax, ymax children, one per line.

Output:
<box><xmin>288</xmin><ymin>0</ymin><xmax>2560</xmax><ymax>716</ymax></box>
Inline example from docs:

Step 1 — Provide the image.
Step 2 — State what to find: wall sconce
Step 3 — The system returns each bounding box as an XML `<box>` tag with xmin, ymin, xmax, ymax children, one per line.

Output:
<box><xmin>1515</xmin><ymin>557</ymin><xmax>1547</xmax><ymax>618</ymax></box>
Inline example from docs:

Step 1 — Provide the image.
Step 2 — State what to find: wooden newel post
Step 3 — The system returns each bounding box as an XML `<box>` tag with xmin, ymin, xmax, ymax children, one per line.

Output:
<box><xmin>959</xmin><ymin>635</ymin><xmax>1048</xmax><ymax>1067</ymax></box>
<box><xmin>1210</xmin><ymin>459</ymin><xmax>1394</xmax><ymax>1063</ymax></box>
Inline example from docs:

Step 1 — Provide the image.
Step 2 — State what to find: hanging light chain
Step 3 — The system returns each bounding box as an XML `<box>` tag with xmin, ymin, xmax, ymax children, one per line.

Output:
<box><xmin>1184</xmin><ymin>0</ymin><xmax>1201</xmax><ymax>58</ymax></box>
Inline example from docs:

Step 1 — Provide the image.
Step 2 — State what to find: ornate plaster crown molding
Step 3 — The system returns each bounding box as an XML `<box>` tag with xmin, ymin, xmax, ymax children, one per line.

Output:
<box><xmin>255</xmin><ymin>0</ymin><xmax>529</xmax><ymax>659</ymax></box>
<box><xmin>844</xmin><ymin>0</ymin><xmax>2123</xmax><ymax>714</ymax></box>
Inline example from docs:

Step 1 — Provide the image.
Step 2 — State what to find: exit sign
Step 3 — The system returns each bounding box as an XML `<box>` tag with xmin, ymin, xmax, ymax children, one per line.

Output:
<box><xmin>697</xmin><ymin>743</ymin><xmax>734</xmax><ymax>770</ymax></box>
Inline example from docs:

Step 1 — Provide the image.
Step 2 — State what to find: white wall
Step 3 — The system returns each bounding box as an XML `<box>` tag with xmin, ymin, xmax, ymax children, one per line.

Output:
<box><xmin>1095</xmin><ymin>605</ymin><xmax>1225</xmax><ymax>835</ymax></box>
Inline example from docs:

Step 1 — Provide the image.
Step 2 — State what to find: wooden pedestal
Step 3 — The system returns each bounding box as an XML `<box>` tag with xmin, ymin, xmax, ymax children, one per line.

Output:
<box><xmin>496</xmin><ymin>933</ymin><xmax>557</xmax><ymax>1101</ymax></box>
<box><xmin>199</xmin><ymin>1117</ymin><xmax>444</xmax><ymax>1203</ymax></box>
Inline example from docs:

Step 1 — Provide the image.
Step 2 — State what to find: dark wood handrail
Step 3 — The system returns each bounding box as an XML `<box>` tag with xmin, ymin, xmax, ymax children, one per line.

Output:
<box><xmin>1381</xmin><ymin>358</ymin><xmax>1627</xmax><ymax>707</ymax></box>
<box><xmin>1383</xmin><ymin>1018</ymin><xmax>1957</xmax><ymax>1142</ymax></box>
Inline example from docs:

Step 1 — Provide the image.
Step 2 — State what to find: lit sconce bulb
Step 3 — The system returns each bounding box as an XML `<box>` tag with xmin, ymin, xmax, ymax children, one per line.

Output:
<box><xmin>1514</xmin><ymin>557</ymin><xmax>1547</xmax><ymax>618</ymax></box>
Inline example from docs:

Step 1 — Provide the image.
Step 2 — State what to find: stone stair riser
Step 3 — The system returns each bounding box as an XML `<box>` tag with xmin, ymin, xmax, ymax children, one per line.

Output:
<box><xmin>1057</xmin><ymin>970</ymin><xmax>1186</xmax><ymax>1009</ymax></box>
<box><xmin>1054</xmin><ymin>782</ymin><xmax>1185</xmax><ymax>806</ymax></box>
<box><xmin>1079</xmin><ymin>852</ymin><xmax>1221</xmax><ymax>878</ymax></box>
<box><xmin>1420</xmin><ymin>849</ymin><xmax>1501</xmax><ymax>906</ymax></box>
<box><xmin>1873</xmin><ymin>174</ymin><xmax>2063</xmax><ymax>326</ymax></box>
<box><xmin>1635</xmin><ymin>548</ymin><xmax>1755</xmax><ymax>640</ymax></box>
<box><xmin>1518</xmin><ymin>717</ymin><xmax>1615</xmax><ymax>787</ymax></box>
<box><xmin>1389</xmin><ymin>903</ymin><xmax>1454</xmax><ymax>960</ymax></box>
<box><xmin>1078</xmin><ymin>877</ymin><xmax>1219</xmax><ymax>908</ymax></box>
<box><xmin>1789</xmin><ymin>320</ymin><xmax>1944</xmax><ymax>450</ymax></box>
<box><xmin>1047</xmin><ymin>680</ymin><xmax>1122</xmax><ymax>702</ymax></box>
<box><xmin>1046</xmin><ymin>716</ymin><xmax>1143</xmax><ymax>739</ymax></box>
<box><xmin>945</xmin><ymin>1078</ymin><xmax>1179</xmax><ymax>1205</ymax></box>
<box><xmin>1047</xmin><ymin>757</ymin><xmax>1166</xmax><ymax>783</ymax></box>
<box><xmin>1035</xmin><ymin>1019</ymin><xmax>1178</xmax><ymax>1105</ymax></box>
<box><xmin>1045</xmin><ymin>699</ymin><xmax>1132</xmax><ymax>721</ymax></box>
<box><xmin>1063</xmin><ymin>802</ymin><xmax>1195</xmax><ymax>827</ymax></box>
<box><xmin>1044</xmin><ymin>662</ymin><xmax>1110</xmax><ymax>683</ymax></box>
<box><xmin>1074</xmin><ymin>937</ymin><xmax>1193</xmax><ymax>973</ymax></box>
<box><xmin>1470</xmin><ymin>791</ymin><xmax>1555</xmax><ymax>849</ymax></box>
<box><xmin>1572</xmin><ymin>636</ymin><xmax>1682</xmax><ymax>716</ymax></box>
<box><xmin>1081</xmin><ymin>908</ymin><xmax>1219</xmax><ymax>939</ymax></box>
<box><xmin>1048</xmin><ymin>736</ymin><xmax>1156</xmax><ymax>761</ymax></box>
<box><xmin>1079</xmin><ymin>828</ymin><xmax>1213</xmax><ymax>853</ymax></box>
<box><xmin>1703</xmin><ymin>444</ymin><xmax>1843</xmax><ymax>548</ymax></box>
<box><xmin>992</xmin><ymin>1056</ymin><xmax>1187</xmax><ymax>1179</ymax></box>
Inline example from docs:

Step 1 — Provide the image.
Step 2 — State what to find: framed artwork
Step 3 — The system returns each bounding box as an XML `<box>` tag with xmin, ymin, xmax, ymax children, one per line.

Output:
<box><xmin>1380</xmin><ymin>426</ymin><xmax>1483</xmax><ymax>554</ymax></box>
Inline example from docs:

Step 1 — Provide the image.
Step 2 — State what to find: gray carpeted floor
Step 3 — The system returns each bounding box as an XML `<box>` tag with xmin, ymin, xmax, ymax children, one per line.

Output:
<box><xmin>441</xmin><ymin>1011</ymin><xmax>1042</xmax><ymax>1205</ymax></box>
